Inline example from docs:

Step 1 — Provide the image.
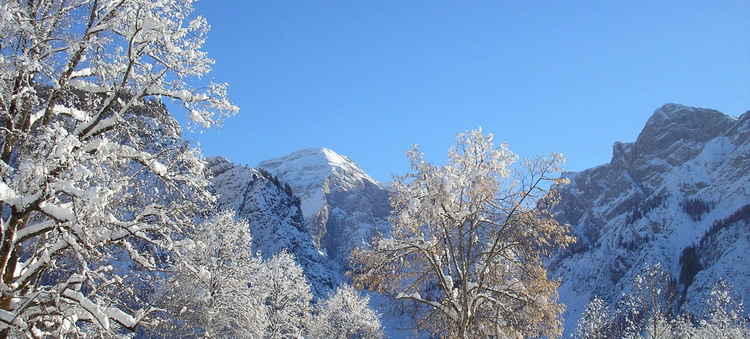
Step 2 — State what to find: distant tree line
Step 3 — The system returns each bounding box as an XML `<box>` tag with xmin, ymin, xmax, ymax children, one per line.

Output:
<box><xmin>677</xmin><ymin>203</ymin><xmax>750</xmax><ymax>298</ymax></box>
<box><xmin>699</xmin><ymin>203</ymin><xmax>750</xmax><ymax>247</ymax></box>
<box><xmin>678</xmin><ymin>245</ymin><xmax>702</xmax><ymax>295</ymax></box>
<box><xmin>681</xmin><ymin>198</ymin><xmax>714</xmax><ymax>221</ymax></box>
<box><xmin>625</xmin><ymin>193</ymin><xmax>670</xmax><ymax>225</ymax></box>
<box><xmin>576</xmin><ymin>263</ymin><xmax>749</xmax><ymax>339</ymax></box>
<box><xmin>620</xmin><ymin>234</ymin><xmax>657</xmax><ymax>251</ymax></box>
<box><xmin>255</xmin><ymin>168</ymin><xmax>302</xmax><ymax>209</ymax></box>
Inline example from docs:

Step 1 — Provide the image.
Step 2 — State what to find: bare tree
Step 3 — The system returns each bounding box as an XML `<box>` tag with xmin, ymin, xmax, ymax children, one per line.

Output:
<box><xmin>351</xmin><ymin>128</ymin><xmax>574</xmax><ymax>338</ymax></box>
<box><xmin>0</xmin><ymin>0</ymin><xmax>236</xmax><ymax>335</ymax></box>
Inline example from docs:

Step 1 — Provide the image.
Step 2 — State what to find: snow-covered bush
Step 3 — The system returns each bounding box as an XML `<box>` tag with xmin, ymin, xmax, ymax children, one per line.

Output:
<box><xmin>311</xmin><ymin>284</ymin><xmax>384</xmax><ymax>339</ymax></box>
<box><xmin>691</xmin><ymin>279</ymin><xmax>750</xmax><ymax>339</ymax></box>
<box><xmin>155</xmin><ymin>211</ymin><xmax>387</xmax><ymax>339</ymax></box>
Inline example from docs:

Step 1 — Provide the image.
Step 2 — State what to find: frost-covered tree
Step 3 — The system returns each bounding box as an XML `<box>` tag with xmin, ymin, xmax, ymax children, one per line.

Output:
<box><xmin>576</xmin><ymin>263</ymin><xmax>678</xmax><ymax>339</ymax></box>
<box><xmin>310</xmin><ymin>284</ymin><xmax>384</xmax><ymax>339</ymax></box>
<box><xmin>0</xmin><ymin>0</ymin><xmax>236</xmax><ymax>335</ymax></box>
<box><xmin>261</xmin><ymin>251</ymin><xmax>313</xmax><ymax>339</ymax></box>
<box><xmin>692</xmin><ymin>279</ymin><xmax>750</xmax><ymax>339</ymax></box>
<box><xmin>574</xmin><ymin>296</ymin><xmax>615</xmax><ymax>339</ymax></box>
<box><xmin>161</xmin><ymin>213</ymin><xmax>391</xmax><ymax>339</ymax></box>
<box><xmin>627</xmin><ymin>262</ymin><xmax>678</xmax><ymax>339</ymax></box>
<box><xmin>351</xmin><ymin>128</ymin><xmax>574</xmax><ymax>338</ymax></box>
<box><xmin>576</xmin><ymin>270</ymin><xmax>750</xmax><ymax>339</ymax></box>
<box><xmin>157</xmin><ymin>210</ymin><xmax>266</xmax><ymax>338</ymax></box>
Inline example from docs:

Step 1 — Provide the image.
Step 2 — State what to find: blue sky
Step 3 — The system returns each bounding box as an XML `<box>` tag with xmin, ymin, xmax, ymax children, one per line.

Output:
<box><xmin>179</xmin><ymin>1</ymin><xmax>750</xmax><ymax>183</ymax></box>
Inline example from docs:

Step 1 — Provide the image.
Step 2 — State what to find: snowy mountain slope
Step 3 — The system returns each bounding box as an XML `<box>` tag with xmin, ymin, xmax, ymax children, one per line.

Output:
<box><xmin>258</xmin><ymin>148</ymin><xmax>391</xmax><ymax>267</ymax></box>
<box><xmin>206</xmin><ymin>156</ymin><xmax>338</xmax><ymax>298</ymax></box>
<box><xmin>550</xmin><ymin>103</ymin><xmax>750</xmax><ymax>335</ymax></box>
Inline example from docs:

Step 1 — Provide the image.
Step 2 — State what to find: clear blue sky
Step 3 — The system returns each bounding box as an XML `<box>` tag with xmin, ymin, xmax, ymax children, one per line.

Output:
<box><xmin>178</xmin><ymin>1</ymin><xmax>750</xmax><ymax>183</ymax></box>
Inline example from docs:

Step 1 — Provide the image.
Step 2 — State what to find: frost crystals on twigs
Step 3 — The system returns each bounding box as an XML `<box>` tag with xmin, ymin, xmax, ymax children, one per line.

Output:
<box><xmin>0</xmin><ymin>0</ymin><xmax>236</xmax><ymax>335</ymax></box>
<box><xmin>351</xmin><ymin>127</ymin><xmax>574</xmax><ymax>338</ymax></box>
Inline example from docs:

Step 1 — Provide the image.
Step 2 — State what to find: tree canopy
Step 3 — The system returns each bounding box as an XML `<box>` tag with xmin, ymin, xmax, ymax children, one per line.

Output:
<box><xmin>0</xmin><ymin>0</ymin><xmax>236</xmax><ymax>335</ymax></box>
<box><xmin>351</xmin><ymin>127</ymin><xmax>574</xmax><ymax>338</ymax></box>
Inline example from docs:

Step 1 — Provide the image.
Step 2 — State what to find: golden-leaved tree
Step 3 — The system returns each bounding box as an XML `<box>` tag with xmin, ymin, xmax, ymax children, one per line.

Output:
<box><xmin>351</xmin><ymin>128</ymin><xmax>575</xmax><ymax>338</ymax></box>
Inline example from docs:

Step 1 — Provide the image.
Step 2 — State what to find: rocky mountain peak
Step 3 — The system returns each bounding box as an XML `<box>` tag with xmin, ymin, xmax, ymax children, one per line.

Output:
<box><xmin>258</xmin><ymin>148</ymin><xmax>390</xmax><ymax>267</ymax></box>
<box><xmin>551</xmin><ymin>104</ymin><xmax>750</xmax><ymax>335</ymax></box>
<box><xmin>259</xmin><ymin>148</ymin><xmax>378</xmax><ymax>191</ymax></box>
<box><xmin>204</xmin><ymin>155</ymin><xmax>232</xmax><ymax>176</ymax></box>
<box><xmin>266</xmin><ymin>147</ymin><xmax>347</xmax><ymax>169</ymax></box>
<box><xmin>725</xmin><ymin>110</ymin><xmax>750</xmax><ymax>144</ymax></box>
<box><xmin>631</xmin><ymin>104</ymin><xmax>736</xmax><ymax>164</ymax></box>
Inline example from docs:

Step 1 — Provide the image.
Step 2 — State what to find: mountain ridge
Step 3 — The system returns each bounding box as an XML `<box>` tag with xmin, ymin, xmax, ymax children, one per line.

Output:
<box><xmin>551</xmin><ymin>104</ymin><xmax>750</xmax><ymax>335</ymax></box>
<box><xmin>206</xmin><ymin>156</ymin><xmax>339</xmax><ymax>298</ymax></box>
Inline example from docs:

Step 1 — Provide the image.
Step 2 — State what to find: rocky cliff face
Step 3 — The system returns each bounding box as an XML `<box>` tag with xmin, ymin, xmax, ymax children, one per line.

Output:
<box><xmin>206</xmin><ymin>156</ymin><xmax>338</xmax><ymax>298</ymax></box>
<box><xmin>211</xmin><ymin>150</ymin><xmax>406</xmax><ymax>336</ymax></box>
<box><xmin>551</xmin><ymin>104</ymin><xmax>750</xmax><ymax>335</ymax></box>
<box><xmin>258</xmin><ymin>148</ymin><xmax>391</xmax><ymax>267</ymax></box>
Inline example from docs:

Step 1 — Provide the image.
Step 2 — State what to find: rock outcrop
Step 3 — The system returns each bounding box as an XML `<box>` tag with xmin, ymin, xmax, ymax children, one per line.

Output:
<box><xmin>551</xmin><ymin>104</ymin><xmax>750</xmax><ymax>335</ymax></box>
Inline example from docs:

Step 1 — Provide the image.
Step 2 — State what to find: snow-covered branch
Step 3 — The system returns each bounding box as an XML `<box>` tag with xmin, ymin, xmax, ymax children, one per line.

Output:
<box><xmin>0</xmin><ymin>0</ymin><xmax>232</xmax><ymax>335</ymax></box>
<box><xmin>351</xmin><ymin>128</ymin><xmax>572</xmax><ymax>338</ymax></box>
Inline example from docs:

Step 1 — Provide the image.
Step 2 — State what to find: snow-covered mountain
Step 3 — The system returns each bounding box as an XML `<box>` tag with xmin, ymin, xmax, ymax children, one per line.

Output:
<box><xmin>551</xmin><ymin>103</ymin><xmax>750</xmax><ymax>335</ymax></box>
<box><xmin>204</xmin><ymin>105</ymin><xmax>749</xmax><ymax>336</ymax></box>
<box><xmin>206</xmin><ymin>156</ymin><xmax>339</xmax><ymax>298</ymax></box>
<box><xmin>258</xmin><ymin>148</ymin><xmax>391</xmax><ymax>267</ymax></box>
